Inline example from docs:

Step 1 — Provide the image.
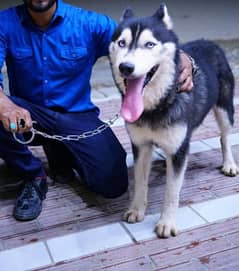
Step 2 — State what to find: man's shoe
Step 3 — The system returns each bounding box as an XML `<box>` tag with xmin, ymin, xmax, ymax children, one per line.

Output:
<box><xmin>13</xmin><ymin>177</ymin><xmax>48</xmax><ymax>221</ymax></box>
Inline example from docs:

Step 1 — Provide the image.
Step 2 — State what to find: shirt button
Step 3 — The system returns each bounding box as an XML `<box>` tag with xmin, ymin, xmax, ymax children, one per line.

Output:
<box><xmin>43</xmin><ymin>56</ymin><xmax>47</xmax><ymax>61</ymax></box>
<box><xmin>44</xmin><ymin>80</ymin><xmax>48</xmax><ymax>84</ymax></box>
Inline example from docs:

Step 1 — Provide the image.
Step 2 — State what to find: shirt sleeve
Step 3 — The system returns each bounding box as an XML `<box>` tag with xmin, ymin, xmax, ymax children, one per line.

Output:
<box><xmin>0</xmin><ymin>18</ymin><xmax>7</xmax><ymax>89</ymax></box>
<box><xmin>90</xmin><ymin>13</ymin><xmax>117</xmax><ymax>59</ymax></box>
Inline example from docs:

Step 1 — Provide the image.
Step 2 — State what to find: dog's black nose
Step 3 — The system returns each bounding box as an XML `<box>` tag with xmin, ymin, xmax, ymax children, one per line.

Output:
<box><xmin>119</xmin><ymin>62</ymin><xmax>135</xmax><ymax>76</ymax></box>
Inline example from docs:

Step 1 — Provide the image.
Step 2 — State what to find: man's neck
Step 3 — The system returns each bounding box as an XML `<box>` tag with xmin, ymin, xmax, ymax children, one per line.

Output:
<box><xmin>28</xmin><ymin>2</ymin><xmax>57</xmax><ymax>29</ymax></box>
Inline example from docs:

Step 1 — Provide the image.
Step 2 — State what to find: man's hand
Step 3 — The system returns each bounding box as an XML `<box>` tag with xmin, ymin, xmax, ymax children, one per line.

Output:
<box><xmin>178</xmin><ymin>50</ymin><xmax>194</xmax><ymax>92</ymax></box>
<box><xmin>0</xmin><ymin>93</ymin><xmax>32</xmax><ymax>133</ymax></box>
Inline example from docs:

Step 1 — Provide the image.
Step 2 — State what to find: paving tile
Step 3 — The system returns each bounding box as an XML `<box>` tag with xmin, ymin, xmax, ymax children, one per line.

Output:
<box><xmin>151</xmin><ymin>236</ymin><xmax>235</xmax><ymax>270</ymax></box>
<box><xmin>126</xmin><ymin>150</ymin><xmax>164</xmax><ymax>168</ymax></box>
<box><xmin>2</xmin><ymin>222</ymin><xmax>79</xmax><ymax>250</ymax></box>
<box><xmin>203</xmin><ymin>133</ymin><xmax>239</xmax><ymax>149</ymax></box>
<box><xmin>204</xmin><ymin>175</ymin><xmax>239</xmax><ymax>198</ymax></box>
<box><xmin>100</xmin><ymin>257</ymin><xmax>154</xmax><ymax>271</ymax></box>
<box><xmin>126</xmin><ymin>153</ymin><xmax>134</xmax><ymax>168</ymax></box>
<box><xmin>36</xmin><ymin>256</ymin><xmax>103</xmax><ymax>271</ymax></box>
<box><xmin>110</xmin><ymin>116</ymin><xmax>125</xmax><ymax>128</ymax></box>
<box><xmin>228</xmin><ymin>132</ymin><xmax>239</xmax><ymax>145</ymax></box>
<box><xmin>193</xmin><ymin>247</ymin><xmax>239</xmax><ymax>271</ymax></box>
<box><xmin>47</xmin><ymin>223</ymin><xmax>133</xmax><ymax>262</ymax></box>
<box><xmin>95</xmin><ymin>93</ymin><xmax>121</xmax><ymax>103</ymax></box>
<box><xmin>203</xmin><ymin>136</ymin><xmax>221</xmax><ymax>149</ymax></box>
<box><xmin>98</xmin><ymin>87</ymin><xmax>120</xmax><ymax>98</ymax></box>
<box><xmin>37</xmin><ymin>205</ymin><xmax>75</xmax><ymax>228</ymax></box>
<box><xmin>191</xmin><ymin>194</ymin><xmax>239</xmax><ymax>223</ymax></box>
<box><xmin>192</xmin><ymin>106</ymin><xmax>239</xmax><ymax>142</ymax></box>
<box><xmin>0</xmin><ymin>242</ymin><xmax>51</xmax><ymax>271</ymax></box>
<box><xmin>158</xmin><ymin>259</ymin><xmax>208</xmax><ymax>271</ymax></box>
<box><xmin>123</xmin><ymin>206</ymin><xmax>206</xmax><ymax>241</ymax></box>
<box><xmin>0</xmin><ymin>241</ymin><xmax>4</xmax><ymax>251</ymax></box>
<box><xmin>154</xmin><ymin>147</ymin><xmax>166</xmax><ymax>158</ymax></box>
<box><xmin>226</xmin><ymin>231</ymin><xmax>239</xmax><ymax>246</ymax></box>
<box><xmin>96</xmin><ymin>99</ymin><xmax>121</xmax><ymax>120</ymax></box>
<box><xmin>234</xmin><ymin>97</ymin><xmax>239</xmax><ymax>105</ymax></box>
<box><xmin>0</xmin><ymin>216</ymin><xmax>39</xmax><ymax>240</ymax></box>
<box><xmin>189</xmin><ymin>141</ymin><xmax>212</xmax><ymax>154</ymax></box>
<box><xmin>91</xmin><ymin>91</ymin><xmax>106</xmax><ymax>100</ymax></box>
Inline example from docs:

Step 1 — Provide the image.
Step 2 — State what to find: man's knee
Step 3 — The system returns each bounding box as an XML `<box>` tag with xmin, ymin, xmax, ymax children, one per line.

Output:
<box><xmin>92</xmin><ymin>171</ymin><xmax>128</xmax><ymax>198</ymax></box>
<box><xmin>86</xmin><ymin>159</ymin><xmax>128</xmax><ymax>198</ymax></box>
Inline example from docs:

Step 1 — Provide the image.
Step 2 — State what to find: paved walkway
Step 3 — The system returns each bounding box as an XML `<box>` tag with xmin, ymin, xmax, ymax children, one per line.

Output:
<box><xmin>0</xmin><ymin>42</ymin><xmax>239</xmax><ymax>270</ymax></box>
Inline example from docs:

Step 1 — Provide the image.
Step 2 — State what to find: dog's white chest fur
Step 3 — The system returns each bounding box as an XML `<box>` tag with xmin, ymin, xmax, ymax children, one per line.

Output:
<box><xmin>127</xmin><ymin>123</ymin><xmax>187</xmax><ymax>155</ymax></box>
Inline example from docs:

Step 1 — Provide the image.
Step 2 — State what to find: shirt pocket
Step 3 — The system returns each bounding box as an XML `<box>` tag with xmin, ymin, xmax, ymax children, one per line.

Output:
<box><xmin>12</xmin><ymin>48</ymin><xmax>33</xmax><ymax>60</ymax></box>
<box><xmin>10</xmin><ymin>47</ymin><xmax>34</xmax><ymax>74</ymax></box>
<box><xmin>59</xmin><ymin>47</ymin><xmax>89</xmax><ymax>73</ymax></box>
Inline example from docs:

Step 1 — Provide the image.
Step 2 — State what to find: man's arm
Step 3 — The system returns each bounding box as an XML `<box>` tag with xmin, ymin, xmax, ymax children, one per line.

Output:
<box><xmin>90</xmin><ymin>12</ymin><xmax>117</xmax><ymax>59</ymax></box>
<box><xmin>178</xmin><ymin>50</ymin><xmax>195</xmax><ymax>92</ymax></box>
<box><xmin>0</xmin><ymin>12</ymin><xmax>32</xmax><ymax>133</ymax></box>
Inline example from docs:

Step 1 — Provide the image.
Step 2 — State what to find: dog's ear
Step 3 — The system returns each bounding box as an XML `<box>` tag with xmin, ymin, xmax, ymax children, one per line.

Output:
<box><xmin>120</xmin><ymin>8</ymin><xmax>134</xmax><ymax>21</ymax></box>
<box><xmin>154</xmin><ymin>3</ymin><xmax>173</xmax><ymax>30</ymax></box>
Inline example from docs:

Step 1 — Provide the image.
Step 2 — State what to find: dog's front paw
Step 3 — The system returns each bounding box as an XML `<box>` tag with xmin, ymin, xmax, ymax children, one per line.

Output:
<box><xmin>155</xmin><ymin>218</ymin><xmax>178</xmax><ymax>238</ymax></box>
<box><xmin>221</xmin><ymin>162</ymin><xmax>239</xmax><ymax>177</ymax></box>
<box><xmin>123</xmin><ymin>208</ymin><xmax>145</xmax><ymax>223</ymax></box>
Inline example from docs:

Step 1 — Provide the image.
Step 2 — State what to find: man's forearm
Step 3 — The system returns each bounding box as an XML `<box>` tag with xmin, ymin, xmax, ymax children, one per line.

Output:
<box><xmin>0</xmin><ymin>86</ymin><xmax>6</xmax><ymax>95</ymax></box>
<box><xmin>0</xmin><ymin>86</ymin><xmax>10</xmax><ymax>105</ymax></box>
<box><xmin>0</xmin><ymin>86</ymin><xmax>6</xmax><ymax>100</ymax></box>
<box><xmin>0</xmin><ymin>86</ymin><xmax>17</xmax><ymax>115</ymax></box>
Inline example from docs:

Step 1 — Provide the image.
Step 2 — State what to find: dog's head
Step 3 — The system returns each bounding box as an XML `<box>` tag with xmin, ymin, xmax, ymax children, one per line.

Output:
<box><xmin>109</xmin><ymin>4</ymin><xmax>179</xmax><ymax>123</ymax></box>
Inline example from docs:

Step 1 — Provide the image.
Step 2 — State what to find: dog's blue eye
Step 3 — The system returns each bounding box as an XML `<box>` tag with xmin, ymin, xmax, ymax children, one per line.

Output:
<box><xmin>118</xmin><ymin>40</ymin><xmax>126</xmax><ymax>48</ymax></box>
<box><xmin>145</xmin><ymin>42</ymin><xmax>156</xmax><ymax>49</ymax></box>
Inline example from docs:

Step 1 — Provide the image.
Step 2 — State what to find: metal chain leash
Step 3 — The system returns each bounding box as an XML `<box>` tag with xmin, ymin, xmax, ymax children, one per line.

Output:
<box><xmin>13</xmin><ymin>113</ymin><xmax>120</xmax><ymax>145</ymax></box>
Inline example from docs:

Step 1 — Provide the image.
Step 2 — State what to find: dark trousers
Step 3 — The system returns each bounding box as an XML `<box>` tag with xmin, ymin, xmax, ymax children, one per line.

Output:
<box><xmin>0</xmin><ymin>96</ymin><xmax>128</xmax><ymax>198</ymax></box>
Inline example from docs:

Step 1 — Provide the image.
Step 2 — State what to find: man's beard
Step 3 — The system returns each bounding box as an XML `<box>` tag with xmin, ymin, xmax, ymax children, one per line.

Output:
<box><xmin>23</xmin><ymin>0</ymin><xmax>56</xmax><ymax>13</ymax></box>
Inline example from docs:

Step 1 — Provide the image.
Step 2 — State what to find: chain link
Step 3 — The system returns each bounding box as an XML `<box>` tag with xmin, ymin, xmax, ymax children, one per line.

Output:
<box><xmin>13</xmin><ymin>113</ymin><xmax>120</xmax><ymax>144</ymax></box>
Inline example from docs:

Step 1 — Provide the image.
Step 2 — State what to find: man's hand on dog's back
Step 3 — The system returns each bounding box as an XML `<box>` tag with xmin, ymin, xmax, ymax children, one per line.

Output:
<box><xmin>178</xmin><ymin>51</ymin><xmax>194</xmax><ymax>92</ymax></box>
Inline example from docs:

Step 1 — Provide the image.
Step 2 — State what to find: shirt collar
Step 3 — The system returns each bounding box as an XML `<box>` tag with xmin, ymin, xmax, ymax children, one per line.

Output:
<box><xmin>52</xmin><ymin>0</ymin><xmax>67</xmax><ymax>21</ymax></box>
<box><xmin>18</xmin><ymin>0</ymin><xmax>67</xmax><ymax>25</ymax></box>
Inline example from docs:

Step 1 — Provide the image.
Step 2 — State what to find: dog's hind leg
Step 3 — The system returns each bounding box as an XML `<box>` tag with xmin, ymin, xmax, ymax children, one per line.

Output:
<box><xmin>215</xmin><ymin>53</ymin><xmax>239</xmax><ymax>176</ymax></box>
<box><xmin>156</xmin><ymin>147</ymin><xmax>189</xmax><ymax>238</ymax></box>
<box><xmin>214</xmin><ymin>106</ymin><xmax>239</xmax><ymax>176</ymax></box>
<box><xmin>124</xmin><ymin>143</ymin><xmax>153</xmax><ymax>223</ymax></box>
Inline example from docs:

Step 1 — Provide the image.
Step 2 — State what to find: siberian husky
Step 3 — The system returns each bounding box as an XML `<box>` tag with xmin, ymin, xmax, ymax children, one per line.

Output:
<box><xmin>109</xmin><ymin>4</ymin><xmax>239</xmax><ymax>238</ymax></box>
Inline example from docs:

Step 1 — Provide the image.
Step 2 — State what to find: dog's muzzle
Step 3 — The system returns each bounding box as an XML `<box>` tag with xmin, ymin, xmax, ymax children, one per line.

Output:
<box><xmin>119</xmin><ymin>62</ymin><xmax>135</xmax><ymax>77</ymax></box>
<box><xmin>120</xmin><ymin>63</ymin><xmax>159</xmax><ymax>89</ymax></box>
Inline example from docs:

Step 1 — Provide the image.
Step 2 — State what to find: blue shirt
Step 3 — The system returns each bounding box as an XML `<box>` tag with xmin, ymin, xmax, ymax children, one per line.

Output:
<box><xmin>0</xmin><ymin>0</ymin><xmax>116</xmax><ymax>113</ymax></box>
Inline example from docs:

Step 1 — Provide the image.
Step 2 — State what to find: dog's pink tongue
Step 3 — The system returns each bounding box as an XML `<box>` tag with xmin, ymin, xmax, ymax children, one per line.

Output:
<box><xmin>120</xmin><ymin>77</ymin><xmax>145</xmax><ymax>123</ymax></box>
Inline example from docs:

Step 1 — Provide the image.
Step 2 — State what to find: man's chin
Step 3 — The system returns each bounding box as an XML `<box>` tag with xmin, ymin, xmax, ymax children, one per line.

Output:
<box><xmin>23</xmin><ymin>0</ymin><xmax>56</xmax><ymax>13</ymax></box>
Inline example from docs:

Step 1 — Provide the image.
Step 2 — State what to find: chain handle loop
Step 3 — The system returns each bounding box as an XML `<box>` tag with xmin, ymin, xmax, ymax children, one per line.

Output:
<box><xmin>12</xmin><ymin>113</ymin><xmax>120</xmax><ymax>144</ymax></box>
<box><xmin>13</xmin><ymin>129</ymin><xmax>36</xmax><ymax>145</ymax></box>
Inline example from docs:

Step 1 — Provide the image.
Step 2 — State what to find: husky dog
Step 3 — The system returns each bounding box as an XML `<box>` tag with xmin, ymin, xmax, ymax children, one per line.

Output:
<box><xmin>109</xmin><ymin>4</ymin><xmax>239</xmax><ymax>238</ymax></box>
